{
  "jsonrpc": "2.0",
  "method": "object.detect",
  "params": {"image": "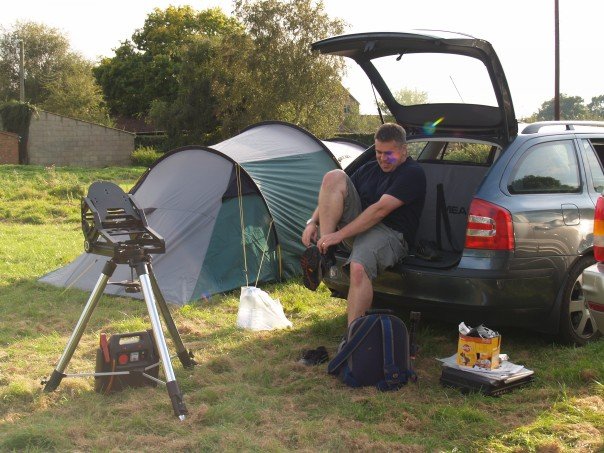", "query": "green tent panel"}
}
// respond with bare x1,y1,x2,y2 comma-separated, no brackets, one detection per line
192,195,278,299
